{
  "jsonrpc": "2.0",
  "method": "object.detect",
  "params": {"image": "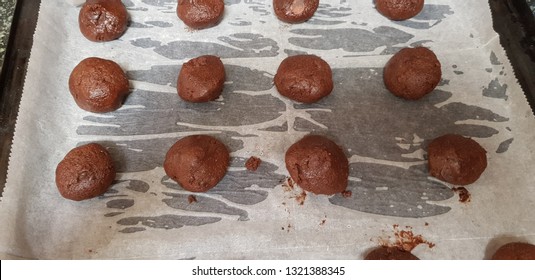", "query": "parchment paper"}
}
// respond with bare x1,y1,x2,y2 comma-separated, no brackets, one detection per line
1,0,534,259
